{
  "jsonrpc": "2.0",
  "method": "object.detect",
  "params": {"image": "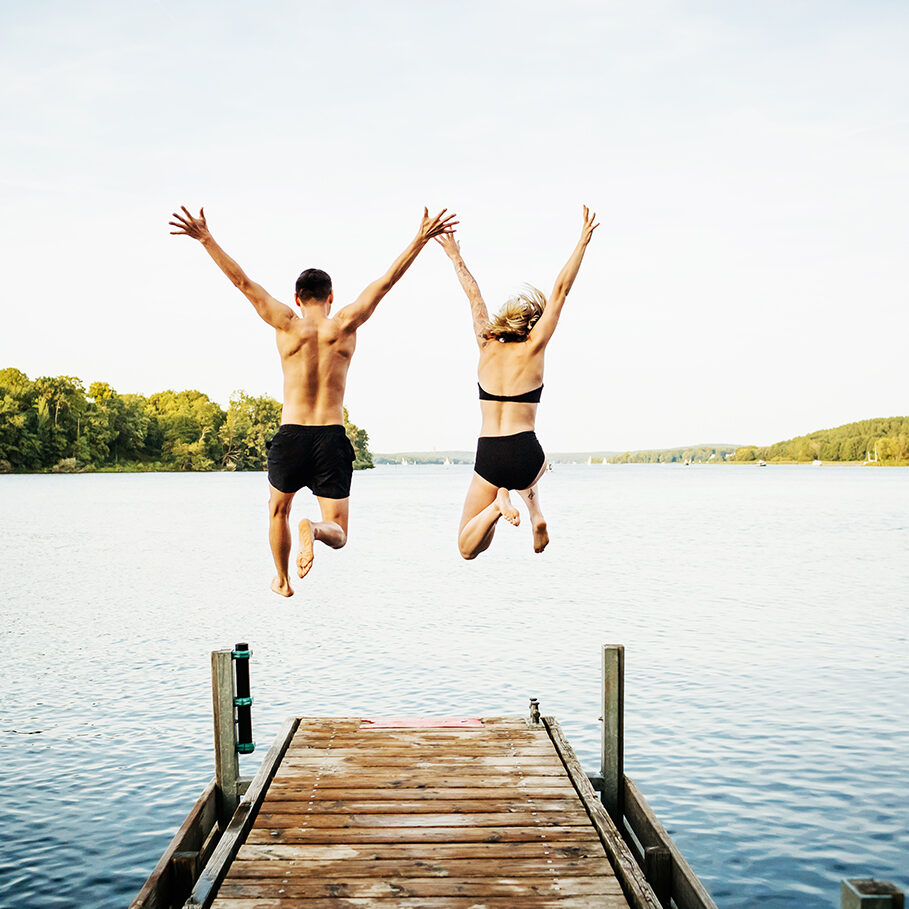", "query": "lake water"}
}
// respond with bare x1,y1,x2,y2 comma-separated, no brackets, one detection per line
0,465,907,908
